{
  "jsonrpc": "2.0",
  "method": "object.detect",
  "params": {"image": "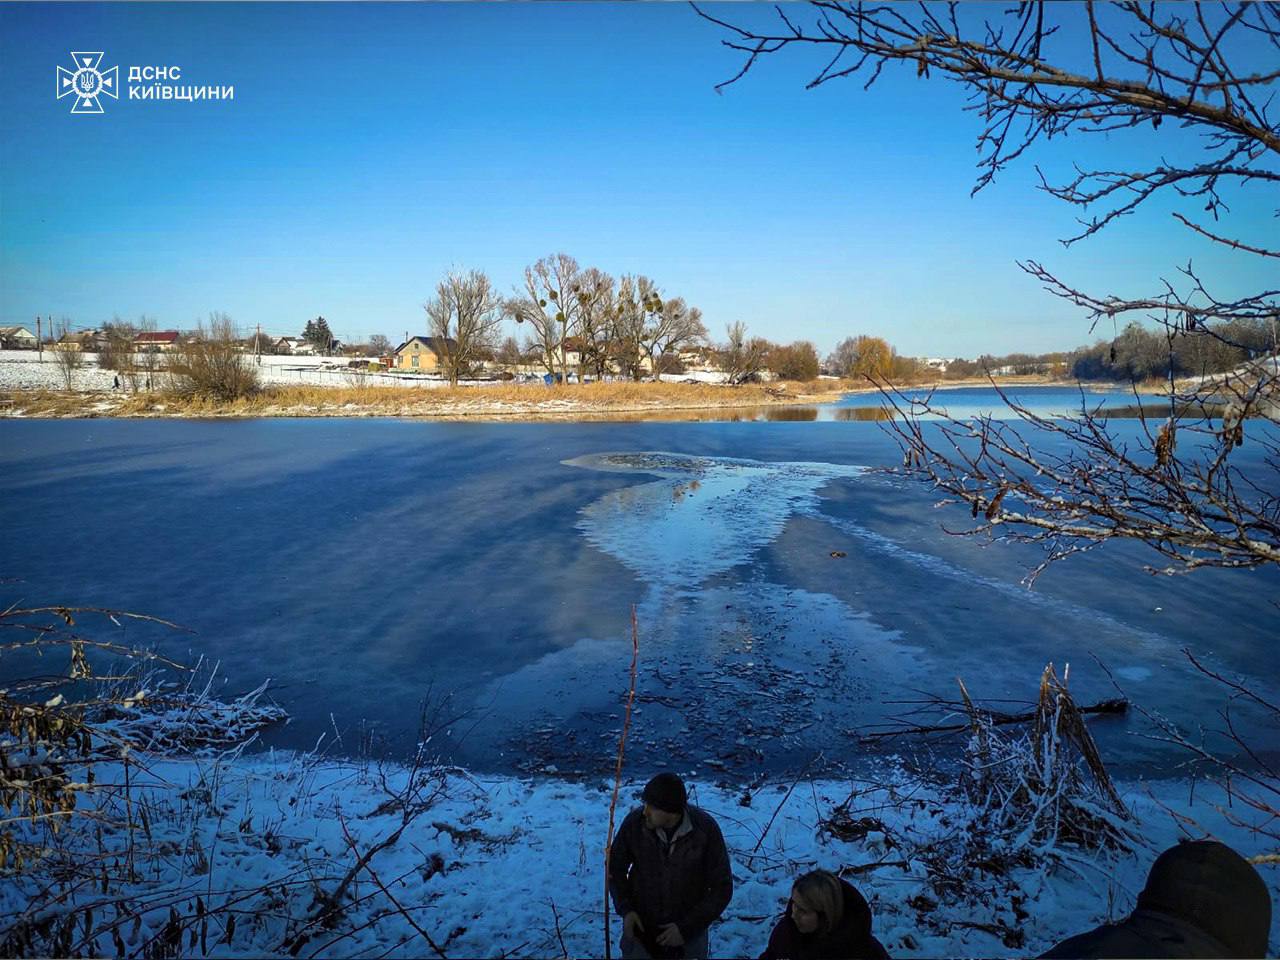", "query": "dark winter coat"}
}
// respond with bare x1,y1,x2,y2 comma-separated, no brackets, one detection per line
608,805,734,945
1040,840,1272,959
759,878,890,960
